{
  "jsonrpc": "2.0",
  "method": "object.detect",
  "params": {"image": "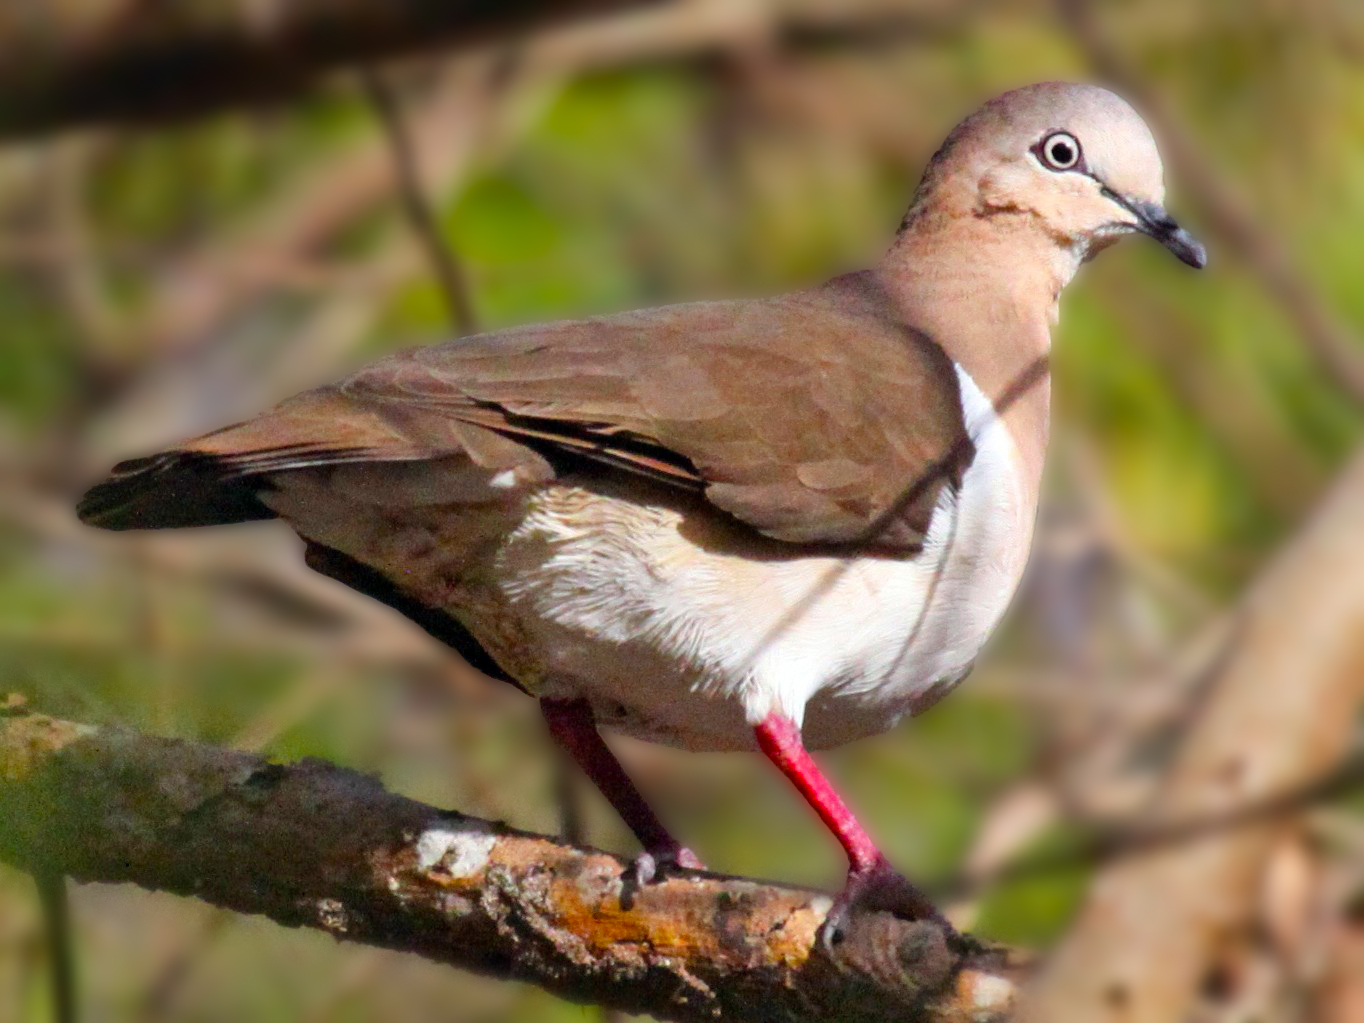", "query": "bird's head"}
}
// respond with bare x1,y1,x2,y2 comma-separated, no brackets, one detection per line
906,82,1206,271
